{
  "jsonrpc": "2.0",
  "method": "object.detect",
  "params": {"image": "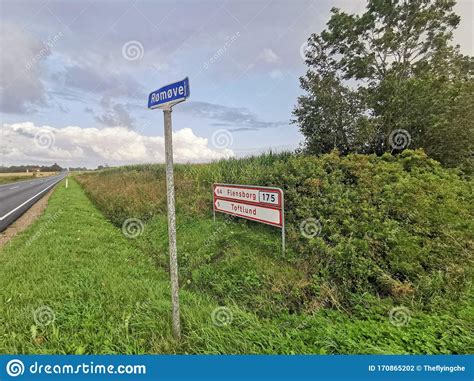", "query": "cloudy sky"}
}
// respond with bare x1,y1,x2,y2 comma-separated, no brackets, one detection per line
0,0,472,168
